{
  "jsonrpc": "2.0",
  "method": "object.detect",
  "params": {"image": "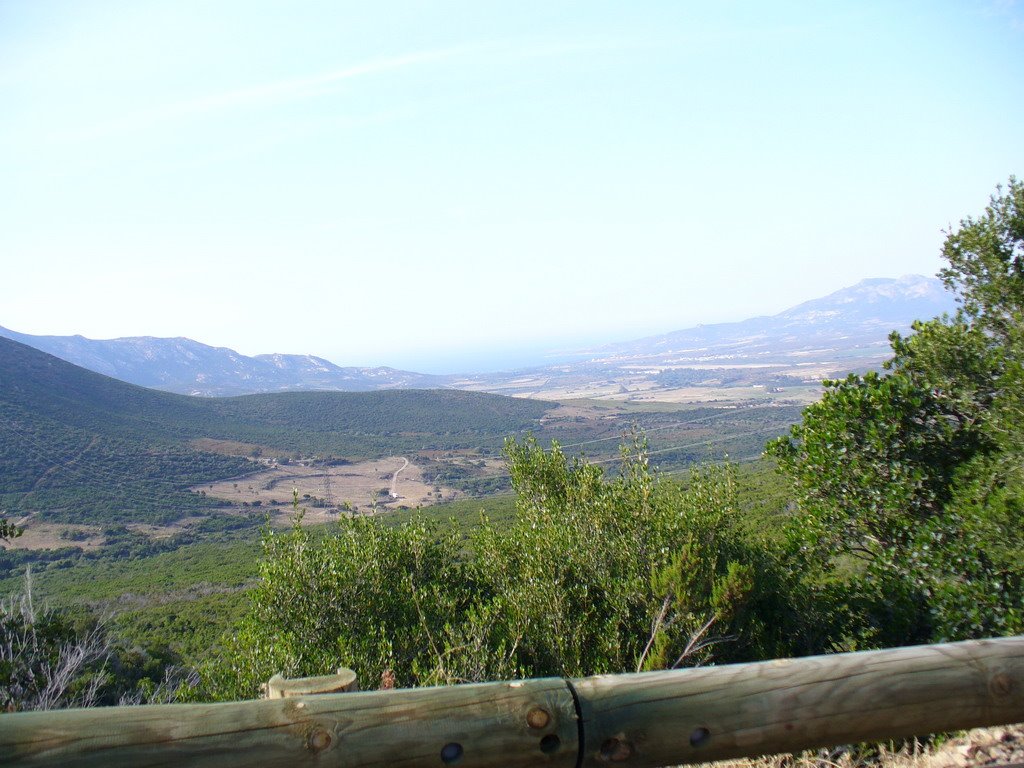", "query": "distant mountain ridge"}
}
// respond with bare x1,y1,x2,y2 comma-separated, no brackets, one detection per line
1,275,958,397
593,275,957,361
442,275,960,400
0,328,448,397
